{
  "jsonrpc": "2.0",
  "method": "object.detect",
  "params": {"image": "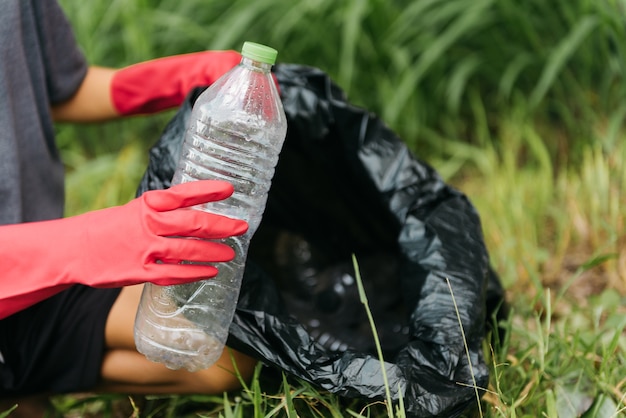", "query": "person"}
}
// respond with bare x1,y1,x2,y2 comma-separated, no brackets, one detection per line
0,0,259,414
